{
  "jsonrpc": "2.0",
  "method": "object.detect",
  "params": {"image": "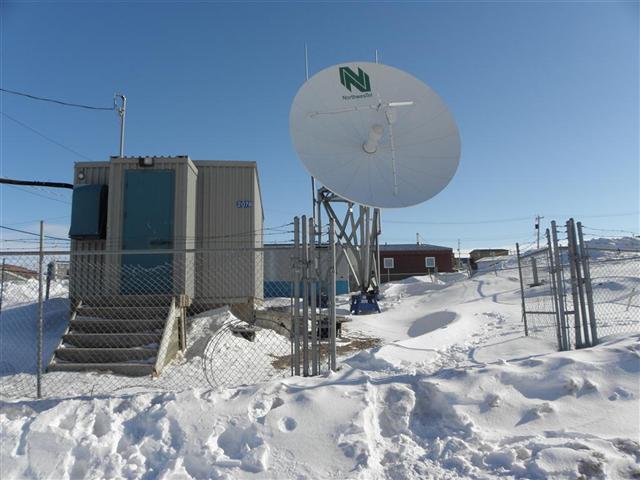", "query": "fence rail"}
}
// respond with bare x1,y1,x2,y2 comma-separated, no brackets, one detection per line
517,219,639,351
